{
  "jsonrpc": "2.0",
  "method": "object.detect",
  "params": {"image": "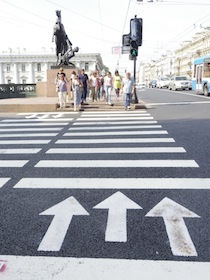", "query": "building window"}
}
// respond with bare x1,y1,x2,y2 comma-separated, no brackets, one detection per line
37,78,42,82
85,63,89,71
22,79,26,84
37,63,41,72
6,65,11,73
7,79,11,84
22,64,26,73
